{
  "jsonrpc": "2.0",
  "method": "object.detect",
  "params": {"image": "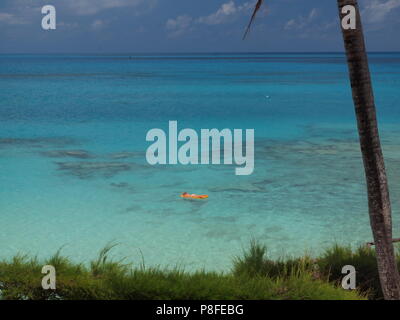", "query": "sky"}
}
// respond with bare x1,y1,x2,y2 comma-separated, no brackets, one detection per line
0,0,399,53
